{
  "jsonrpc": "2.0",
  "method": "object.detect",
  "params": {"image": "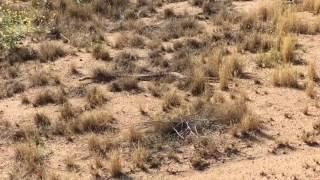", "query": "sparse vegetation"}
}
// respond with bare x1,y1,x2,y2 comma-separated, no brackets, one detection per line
34,112,51,128
109,150,122,177
110,78,140,92
15,143,44,174
132,145,150,168
2,0,320,178
33,89,67,106
86,86,108,108
272,64,298,88
39,42,66,62
93,45,112,61
280,35,296,63
162,91,182,111
74,110,115,133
